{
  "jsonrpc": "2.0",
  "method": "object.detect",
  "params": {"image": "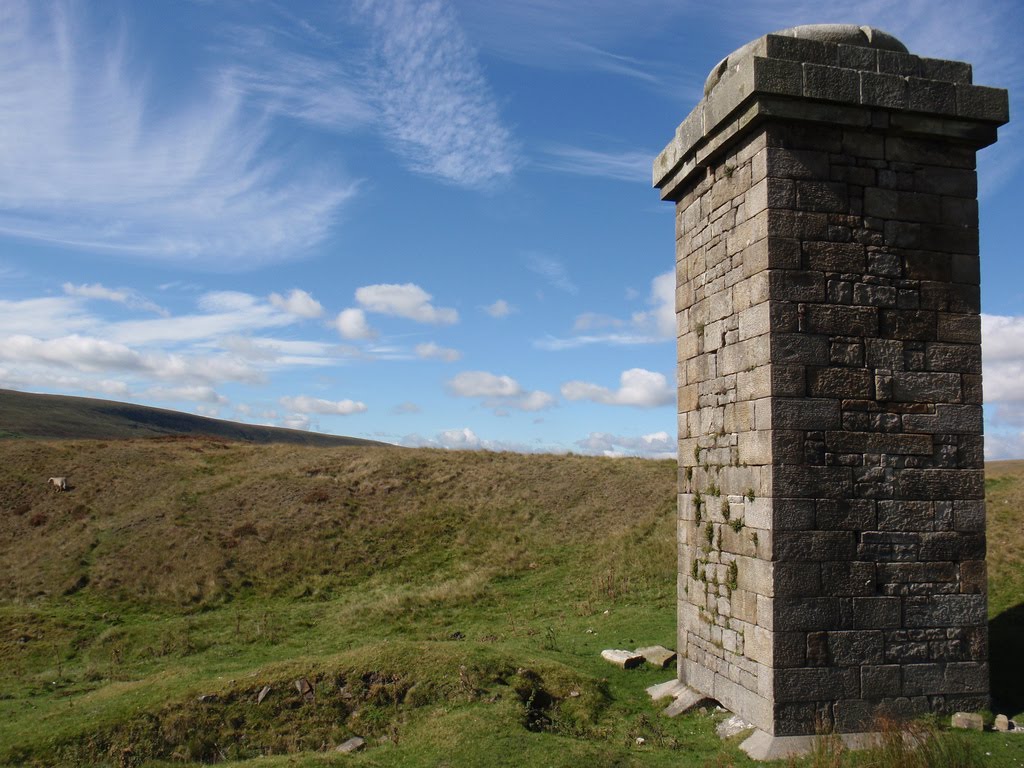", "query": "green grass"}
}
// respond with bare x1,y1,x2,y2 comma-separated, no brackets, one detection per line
1,441,1024,766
